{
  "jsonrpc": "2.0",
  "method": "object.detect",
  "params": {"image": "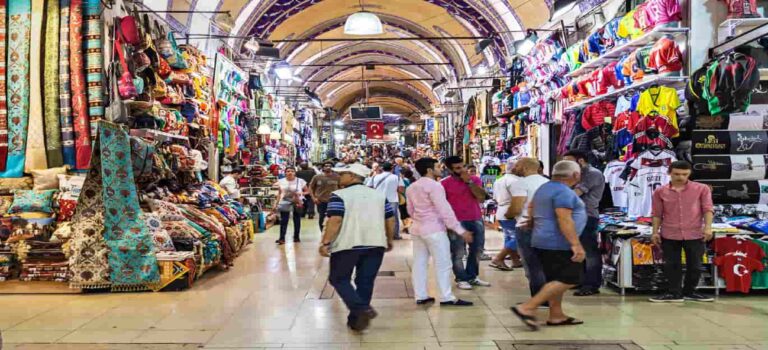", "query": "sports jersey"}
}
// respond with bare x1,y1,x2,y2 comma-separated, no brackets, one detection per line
634,3,654,31
632,131,674,154
645,0,683,27
633,46,653,80
582,101,616,130
621,54,636,84
614,111,640,132
604,160,629,207
627,167,670,217
714,254,764,293
637,86,682,137
720,0,760,19
615,95,634,116
596,62,623,95
714,237,766,259
587,30,605,58
633,114,678,138
648,36,683,74
603,18,624,48
618,9,644,40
